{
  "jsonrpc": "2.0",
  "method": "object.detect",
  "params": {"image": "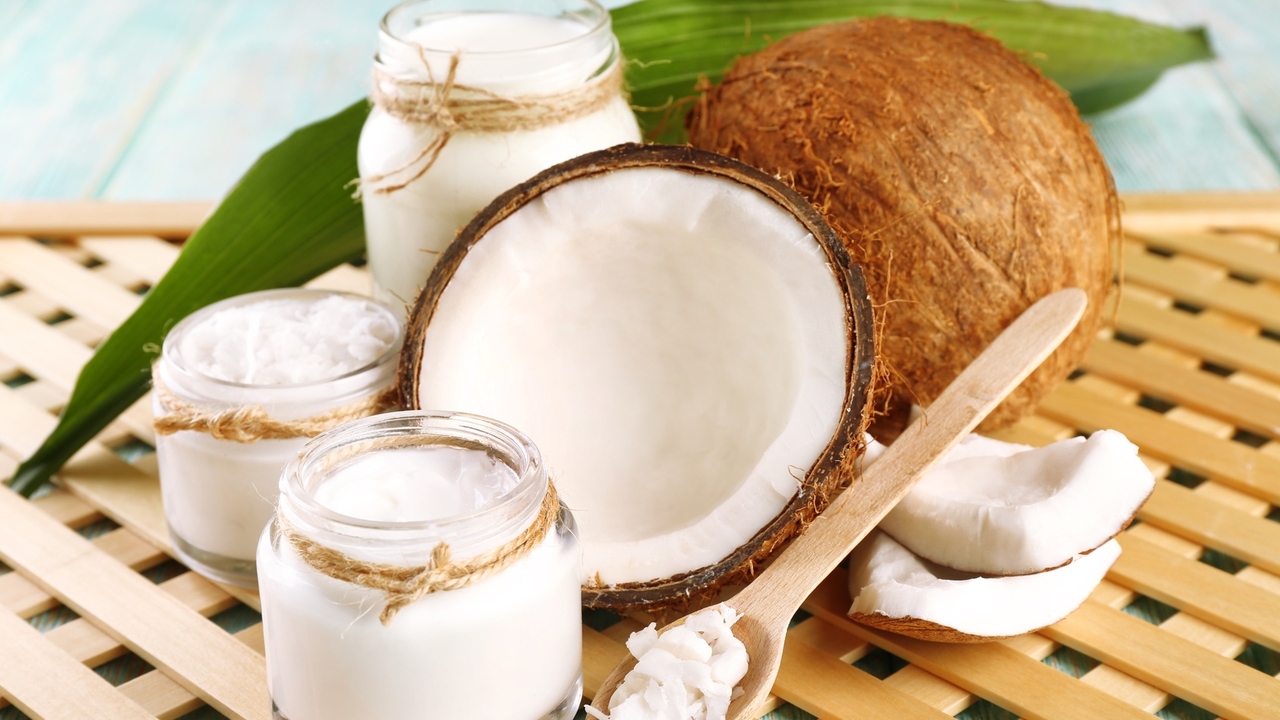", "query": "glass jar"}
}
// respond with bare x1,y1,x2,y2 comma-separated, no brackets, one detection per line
358,0,642,306
258,411,583,720
152,289,402,588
